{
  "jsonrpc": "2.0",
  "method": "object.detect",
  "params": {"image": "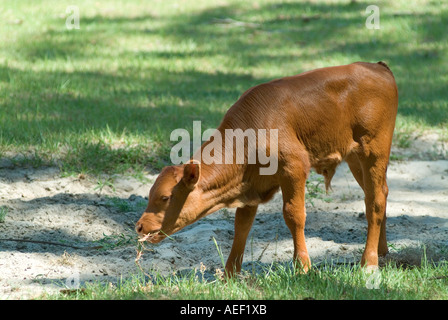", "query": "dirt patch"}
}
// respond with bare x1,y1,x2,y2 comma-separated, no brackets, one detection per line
1,145,447,298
